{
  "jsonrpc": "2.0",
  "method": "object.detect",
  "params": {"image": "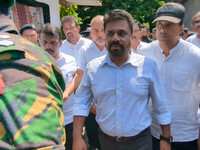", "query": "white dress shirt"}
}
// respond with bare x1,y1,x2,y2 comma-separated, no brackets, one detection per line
77,41,107,71
74,52,171,137
139,39,200,142
186,33,200,48
60,37,92,62
131,41,149,53
57,52,77,125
